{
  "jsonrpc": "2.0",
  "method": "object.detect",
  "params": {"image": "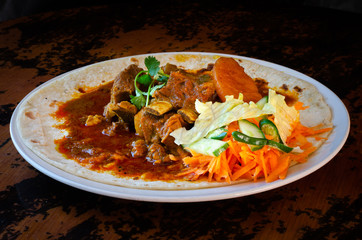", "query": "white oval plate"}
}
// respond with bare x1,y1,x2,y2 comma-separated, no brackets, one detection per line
10,52,350,202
